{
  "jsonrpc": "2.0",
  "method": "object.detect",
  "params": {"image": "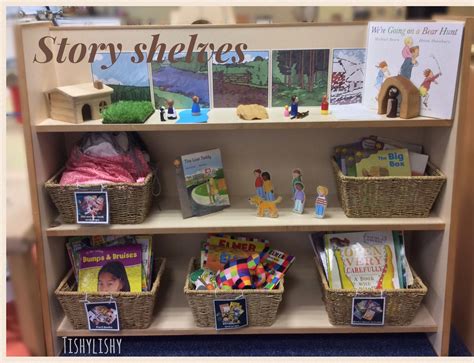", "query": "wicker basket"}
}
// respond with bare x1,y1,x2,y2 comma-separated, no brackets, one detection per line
45,168,154,224
314,257,427,325
331,159,446,218
184,258,284,327
55,258,166,330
